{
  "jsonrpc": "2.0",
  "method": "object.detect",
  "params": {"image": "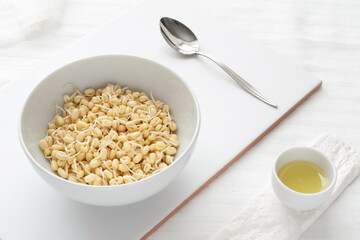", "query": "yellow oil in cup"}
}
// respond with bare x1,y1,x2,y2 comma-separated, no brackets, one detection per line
277,160,329,194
